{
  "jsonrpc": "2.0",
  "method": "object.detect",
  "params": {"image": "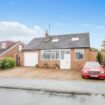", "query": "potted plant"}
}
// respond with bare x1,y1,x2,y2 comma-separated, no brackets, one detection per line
54,63,59,69
43,63,49,68
35,64,39,68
